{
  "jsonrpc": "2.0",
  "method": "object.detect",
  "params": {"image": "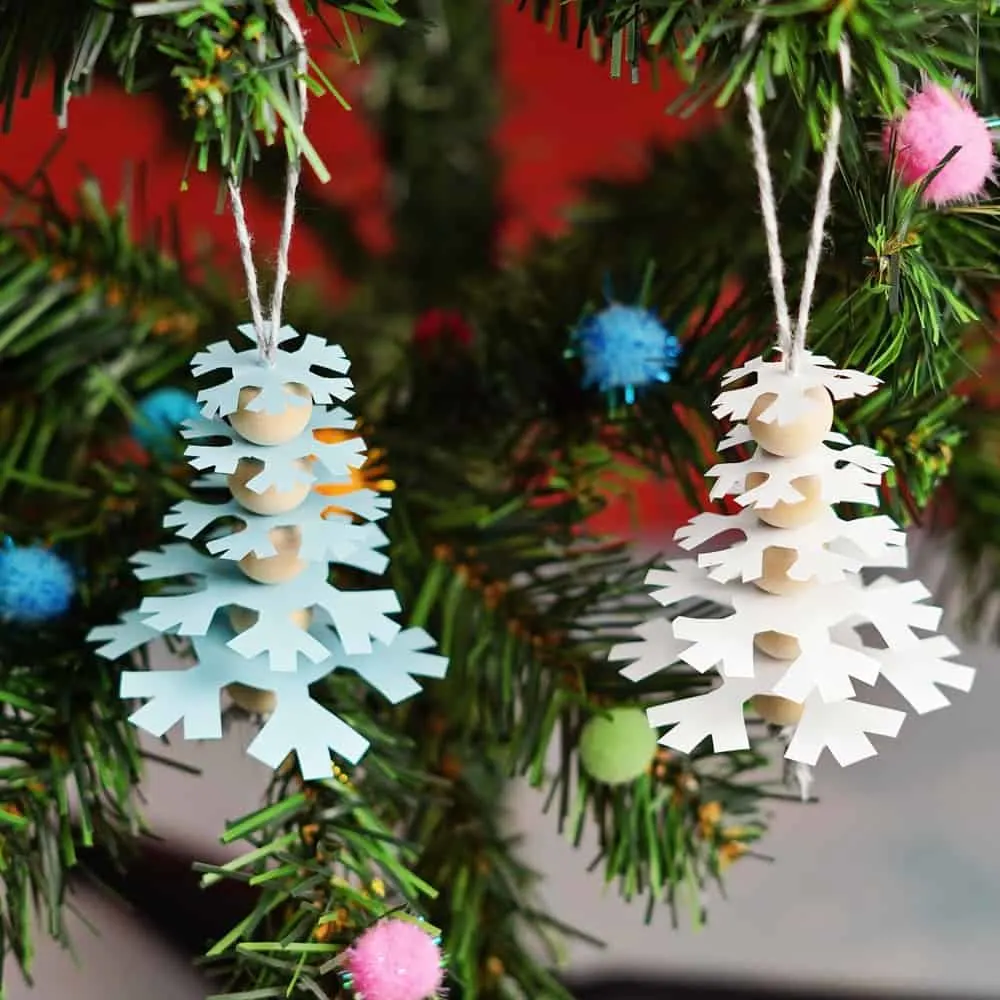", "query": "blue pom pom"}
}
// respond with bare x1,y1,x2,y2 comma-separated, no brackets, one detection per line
131,387,201,458
571,304,681,405
0,543,76,623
